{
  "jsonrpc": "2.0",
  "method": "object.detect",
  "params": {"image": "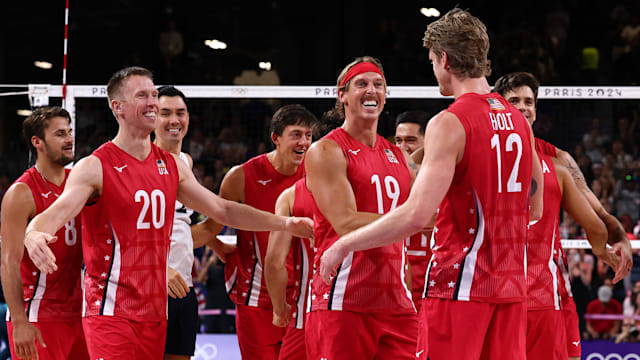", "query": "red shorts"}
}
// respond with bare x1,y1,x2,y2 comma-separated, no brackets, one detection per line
7,319,88,360
279,326,306,360
82,316,167,360
235,305,286,360
562,297,582,358
526,309,568,360
421,298,526,360
305,310,418,360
